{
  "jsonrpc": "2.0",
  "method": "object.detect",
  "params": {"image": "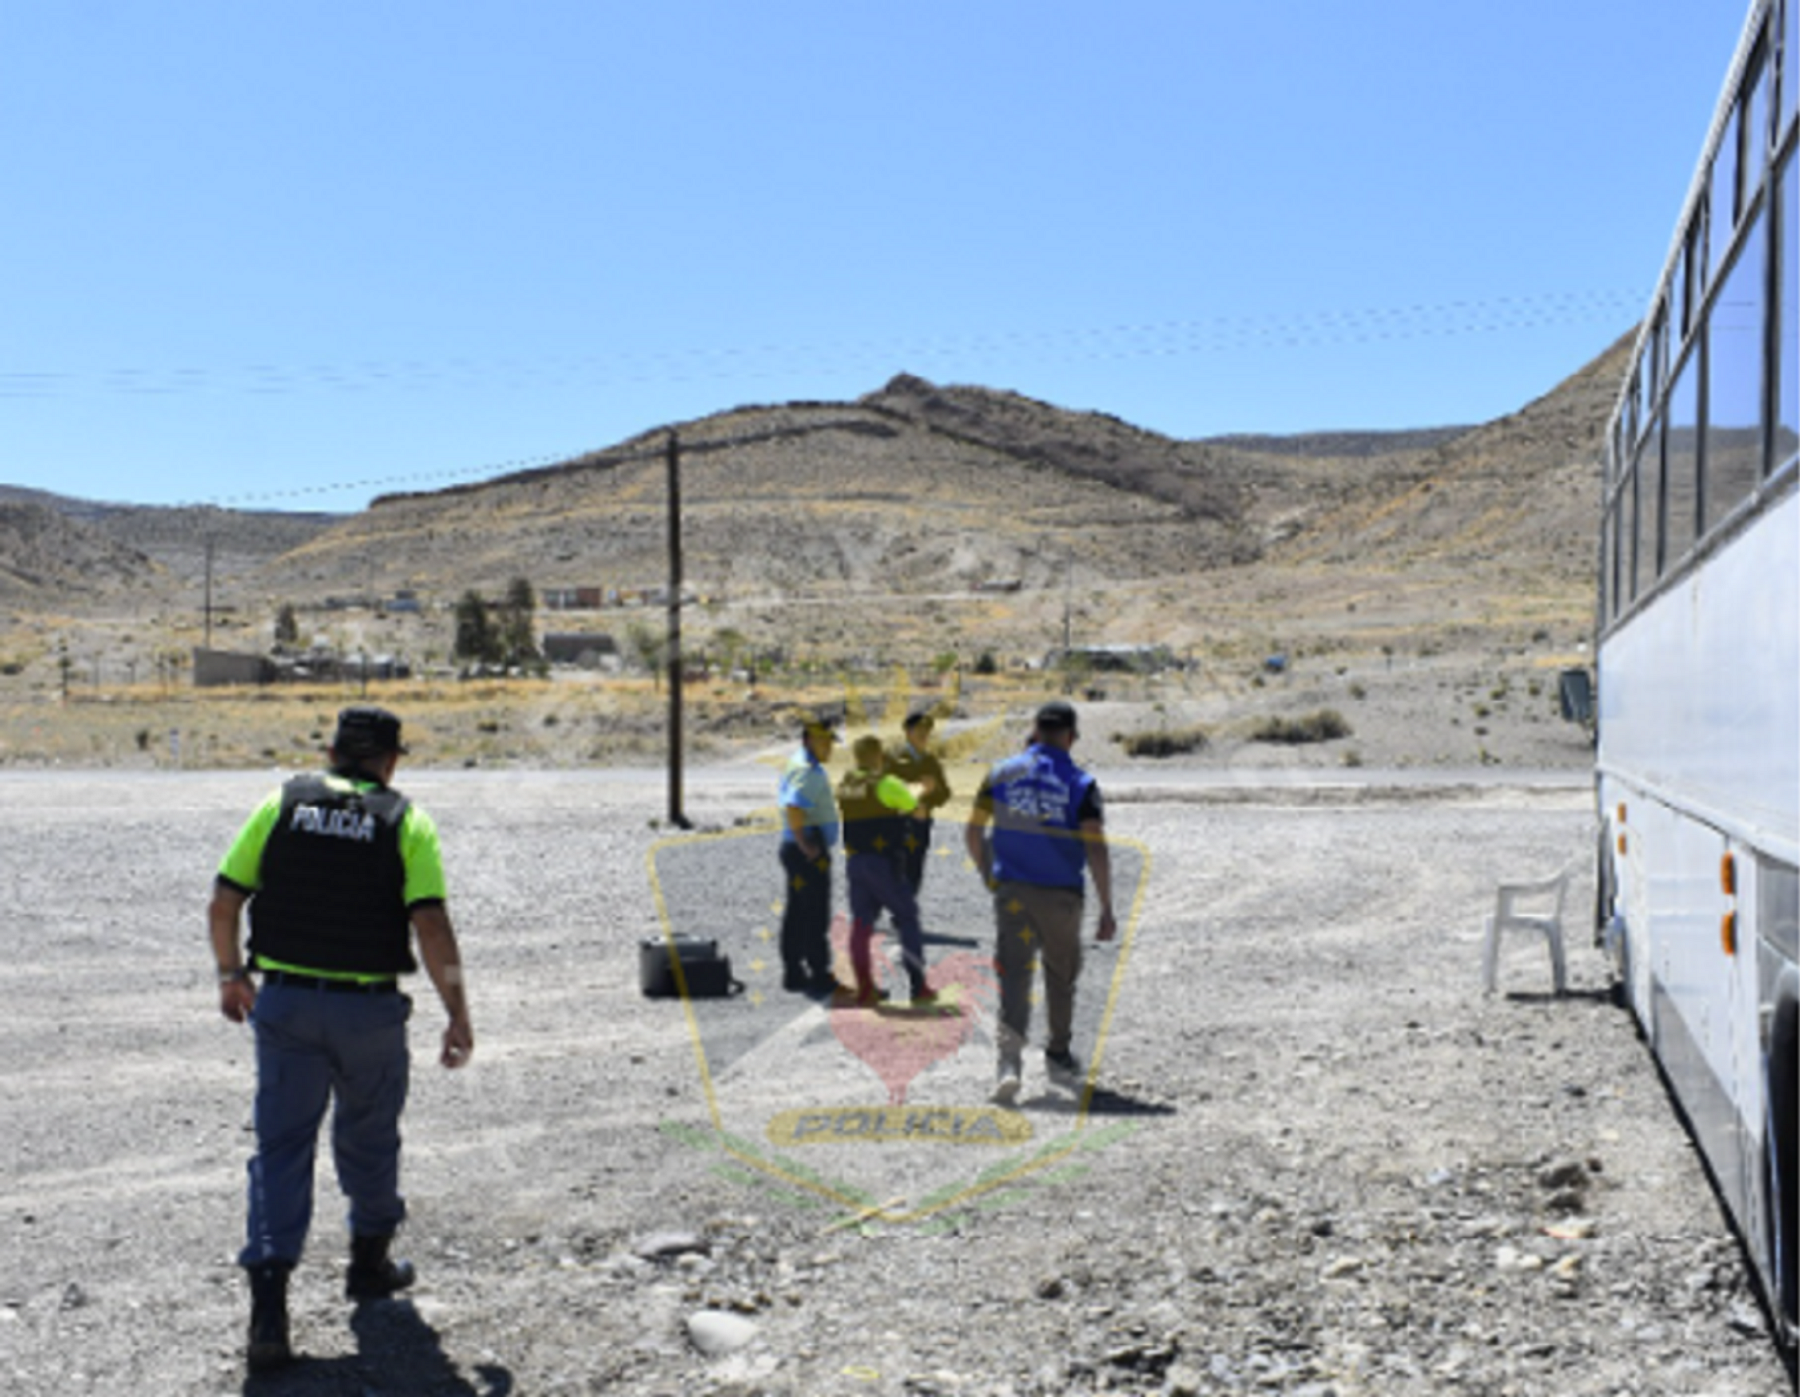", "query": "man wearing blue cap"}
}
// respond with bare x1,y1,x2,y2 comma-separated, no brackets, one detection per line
964,699,1116,1104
